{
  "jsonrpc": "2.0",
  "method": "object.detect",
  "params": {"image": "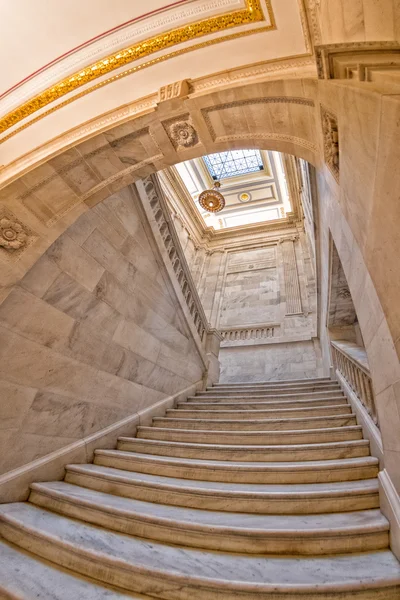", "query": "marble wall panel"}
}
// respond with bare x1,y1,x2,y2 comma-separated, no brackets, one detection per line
82,229,137,293
43,272,100,320
316,156,400,495
19,254,61,299
367,94,400,350
0,381,37,432
46,234,105,292
220,341,322,383
318,0,399,44
0,185,204,475
220,269,279,327
0,286,75,350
